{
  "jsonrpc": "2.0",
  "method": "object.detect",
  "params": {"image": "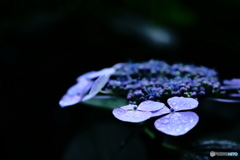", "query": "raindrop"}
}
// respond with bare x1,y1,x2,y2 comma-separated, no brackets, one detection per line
161,118,169,124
